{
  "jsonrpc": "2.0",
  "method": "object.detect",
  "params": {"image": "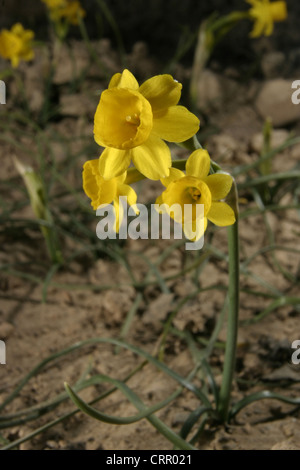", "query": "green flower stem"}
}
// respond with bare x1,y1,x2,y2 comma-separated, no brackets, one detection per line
190,11,249,105
238,170,300,189
41,218,63,265
177,135,203,151
77,16,110,78
209,12,250,34
172,159,186,171
217,218,240,423
259,118,272,176
13,158,62,265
